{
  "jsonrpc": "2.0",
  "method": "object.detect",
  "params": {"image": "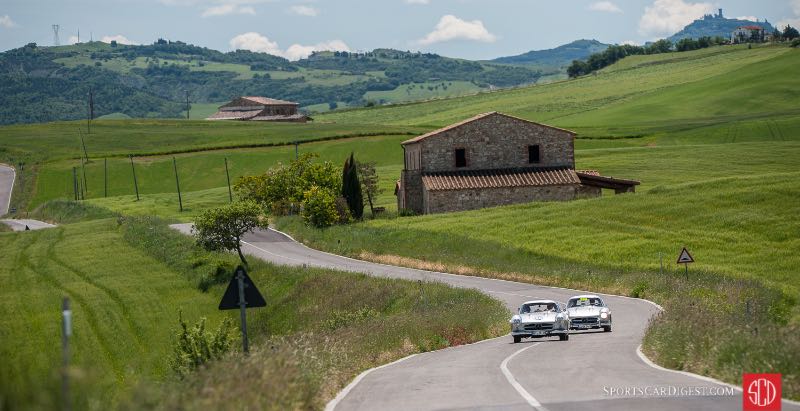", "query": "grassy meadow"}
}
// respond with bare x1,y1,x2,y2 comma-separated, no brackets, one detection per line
0,203,507,410
1,42,799,403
